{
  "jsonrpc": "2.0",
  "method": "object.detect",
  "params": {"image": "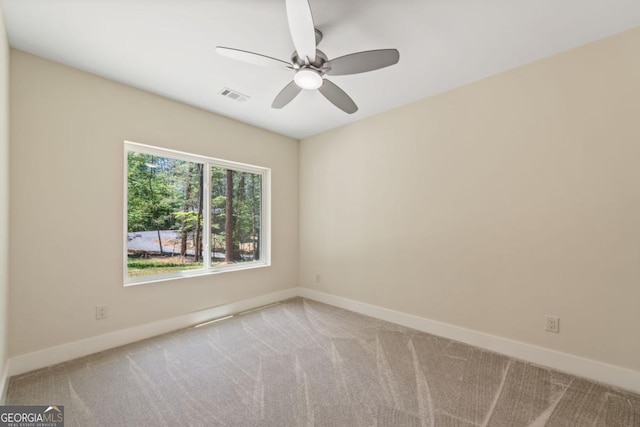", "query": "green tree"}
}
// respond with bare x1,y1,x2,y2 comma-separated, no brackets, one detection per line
210,167,262,264
127,153,178,253
127,152,203,258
